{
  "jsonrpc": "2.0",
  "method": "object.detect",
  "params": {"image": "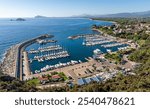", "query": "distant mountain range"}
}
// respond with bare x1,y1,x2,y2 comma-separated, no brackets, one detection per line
73,10,150,18
34,15,69,19
34,10,150,18
34,15,48,18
